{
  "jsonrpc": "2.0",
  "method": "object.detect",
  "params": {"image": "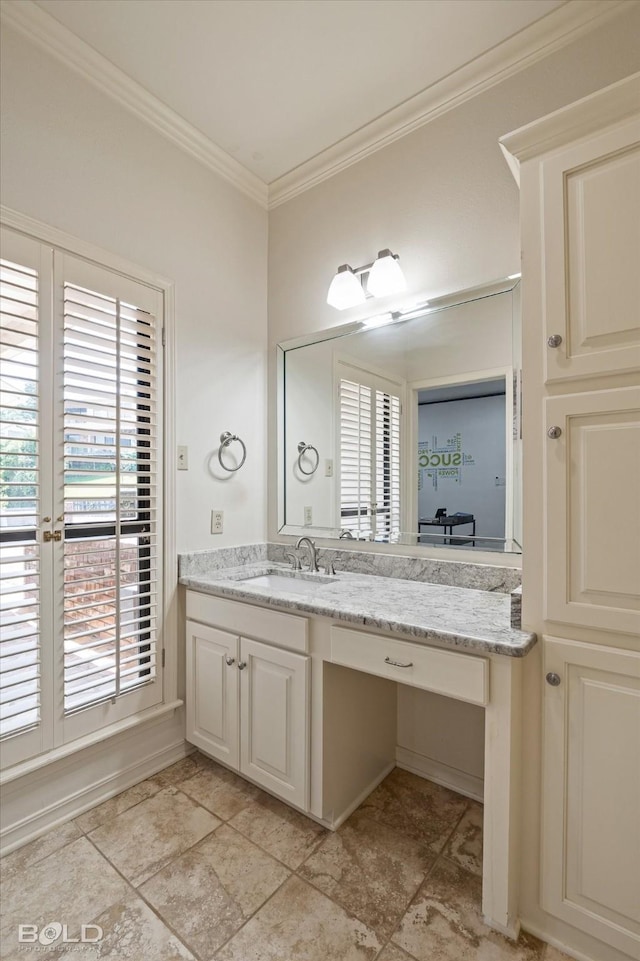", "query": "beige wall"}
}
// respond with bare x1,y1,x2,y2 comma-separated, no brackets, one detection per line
268,5,640,348
1,23,268,556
